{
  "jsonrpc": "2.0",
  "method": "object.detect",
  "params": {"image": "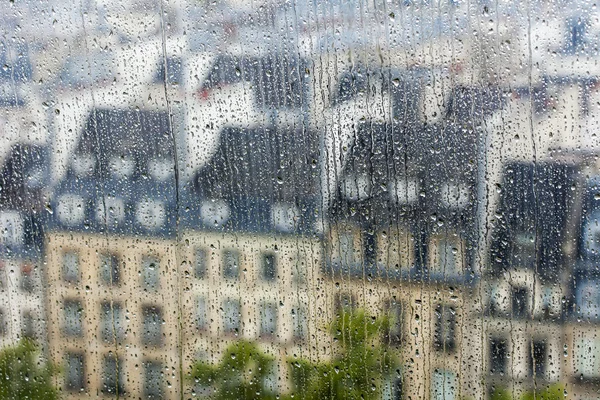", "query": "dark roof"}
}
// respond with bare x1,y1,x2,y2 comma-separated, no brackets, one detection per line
50,109,178,237
183,125,321,235
200,54,310,111
0,143,49,212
